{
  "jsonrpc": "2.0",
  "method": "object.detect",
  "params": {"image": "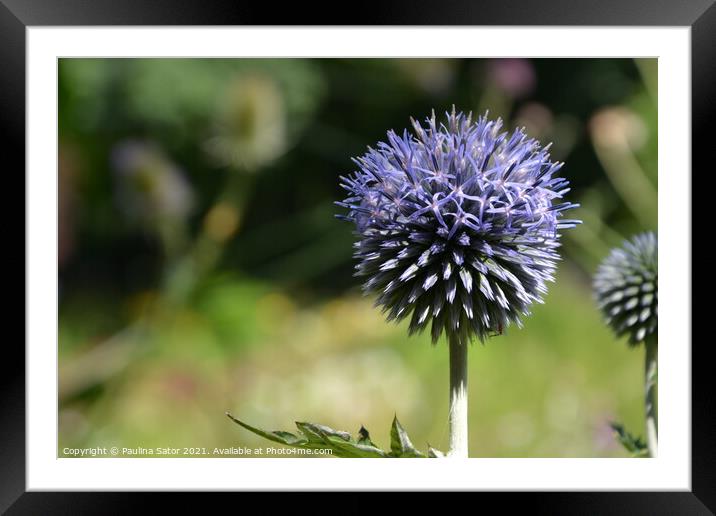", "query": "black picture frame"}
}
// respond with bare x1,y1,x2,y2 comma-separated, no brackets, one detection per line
4,0,712,512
